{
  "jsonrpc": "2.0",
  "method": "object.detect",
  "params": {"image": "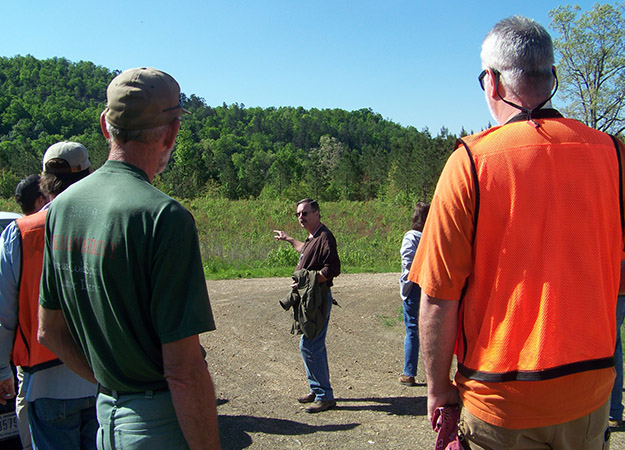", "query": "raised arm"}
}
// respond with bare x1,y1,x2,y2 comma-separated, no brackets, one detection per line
163,334,221,450
273,230,305,253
